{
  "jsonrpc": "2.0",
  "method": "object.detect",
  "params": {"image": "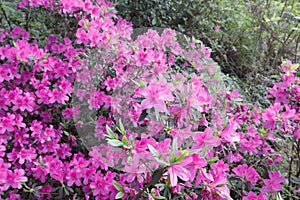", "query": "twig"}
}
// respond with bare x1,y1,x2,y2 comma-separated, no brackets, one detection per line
294,34,299,63
288,144,294,189
279,0,288,18
25,6,32,31
0,2,12,31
